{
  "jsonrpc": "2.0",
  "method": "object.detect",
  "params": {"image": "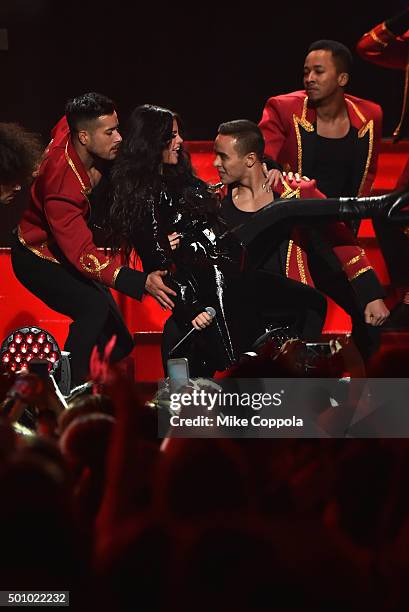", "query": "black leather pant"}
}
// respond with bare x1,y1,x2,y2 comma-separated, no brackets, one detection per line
161,269,327,377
